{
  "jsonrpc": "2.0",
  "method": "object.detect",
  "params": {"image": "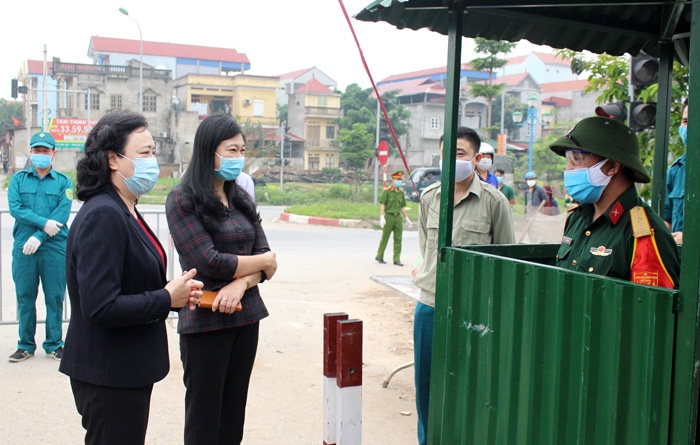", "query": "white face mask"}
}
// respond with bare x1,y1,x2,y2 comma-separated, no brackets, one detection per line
527,179,537,187
439,158,474,182
477,158,492,171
